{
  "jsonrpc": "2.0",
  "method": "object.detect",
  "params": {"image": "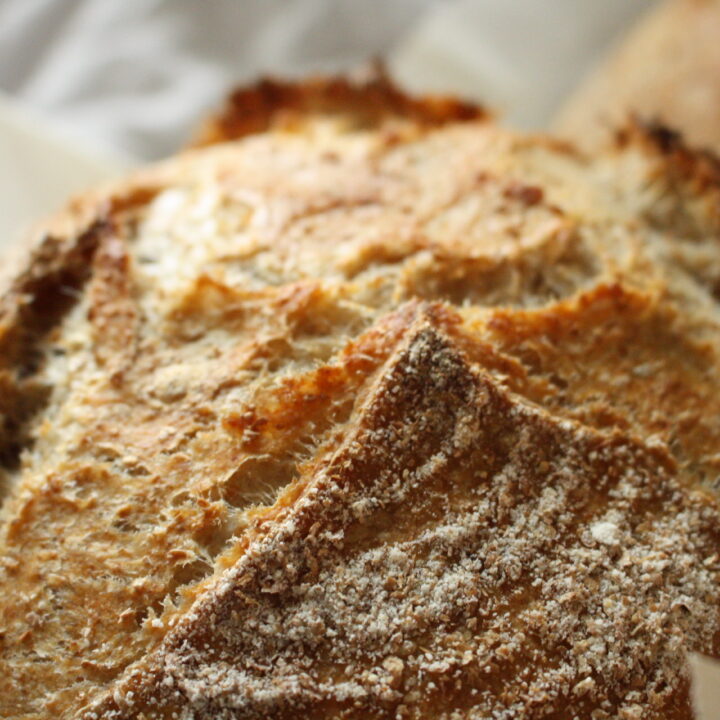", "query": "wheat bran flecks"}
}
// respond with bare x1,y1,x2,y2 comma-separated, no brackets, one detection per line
0,76,720,719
